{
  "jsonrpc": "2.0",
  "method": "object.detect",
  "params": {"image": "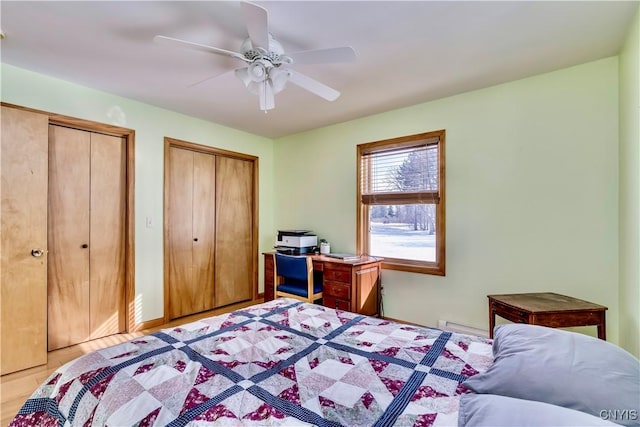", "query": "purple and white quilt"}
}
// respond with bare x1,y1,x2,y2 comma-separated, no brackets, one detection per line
11,298,493,426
